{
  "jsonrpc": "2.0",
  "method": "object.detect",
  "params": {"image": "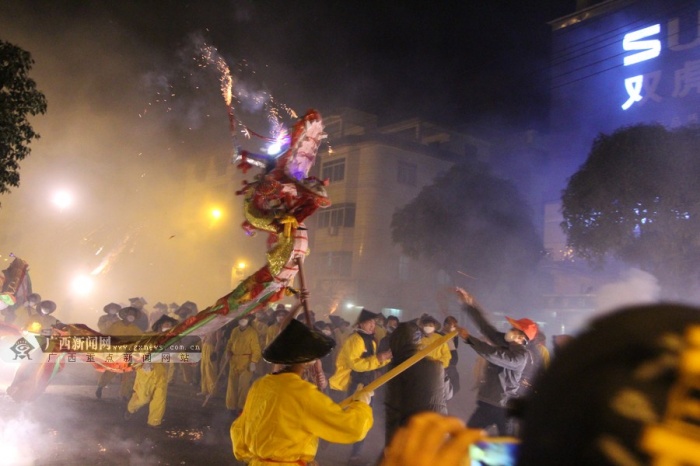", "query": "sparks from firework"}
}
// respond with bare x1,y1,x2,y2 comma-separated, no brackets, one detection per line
198,42,304,159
